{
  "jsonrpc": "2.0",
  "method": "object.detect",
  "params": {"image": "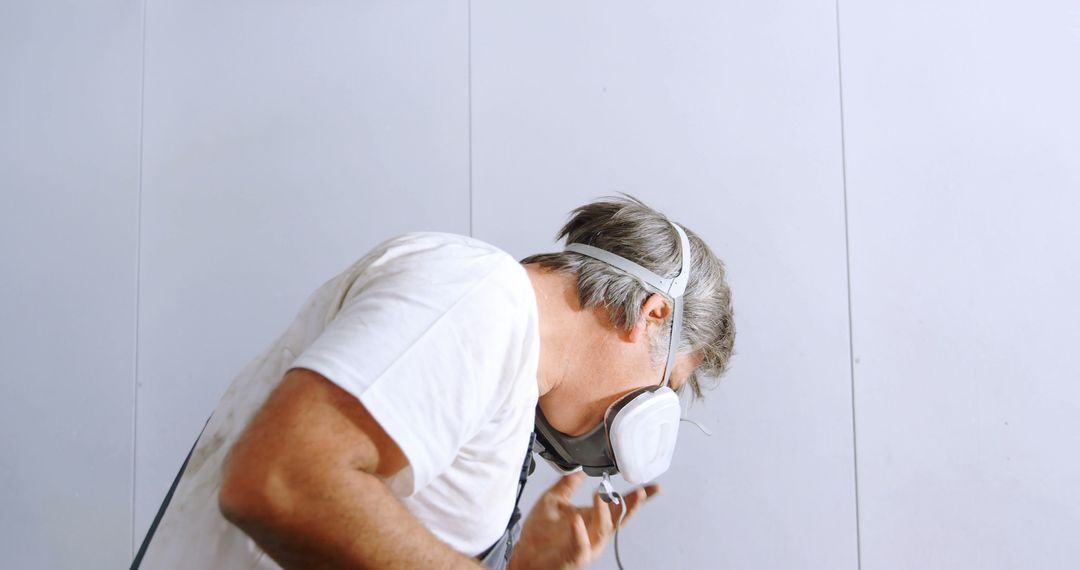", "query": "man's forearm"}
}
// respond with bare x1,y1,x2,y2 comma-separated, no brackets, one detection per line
219,368,484,568
221,465,482,569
